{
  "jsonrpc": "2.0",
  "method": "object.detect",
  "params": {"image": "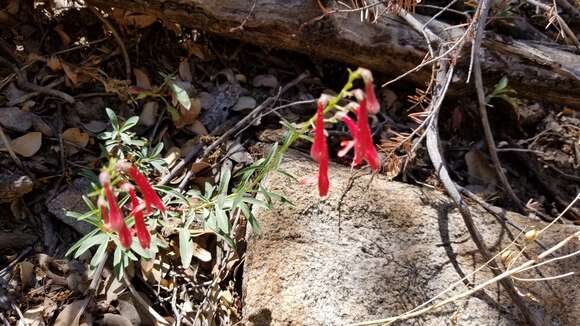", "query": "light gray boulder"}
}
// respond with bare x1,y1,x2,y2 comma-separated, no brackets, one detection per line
243,150,580,325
